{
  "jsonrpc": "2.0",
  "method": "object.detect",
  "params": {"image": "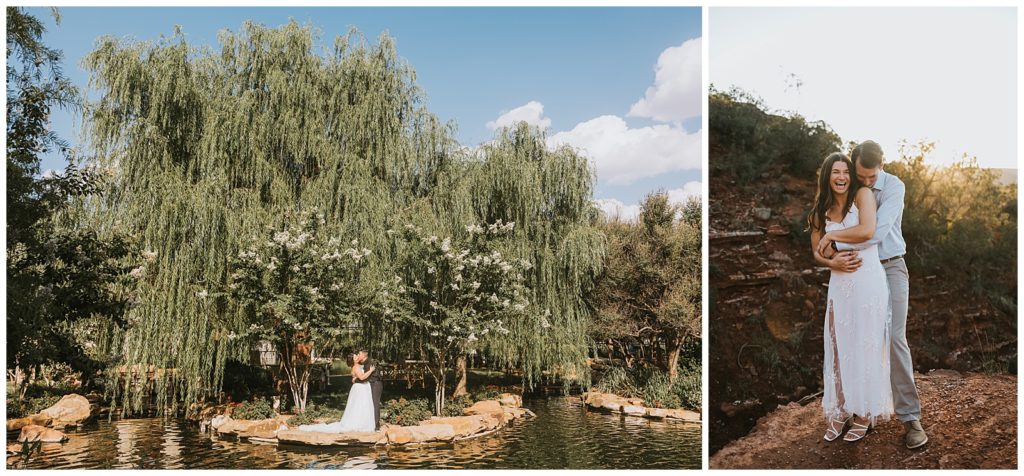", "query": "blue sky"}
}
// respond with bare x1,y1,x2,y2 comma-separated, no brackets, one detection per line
28,7,702,218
